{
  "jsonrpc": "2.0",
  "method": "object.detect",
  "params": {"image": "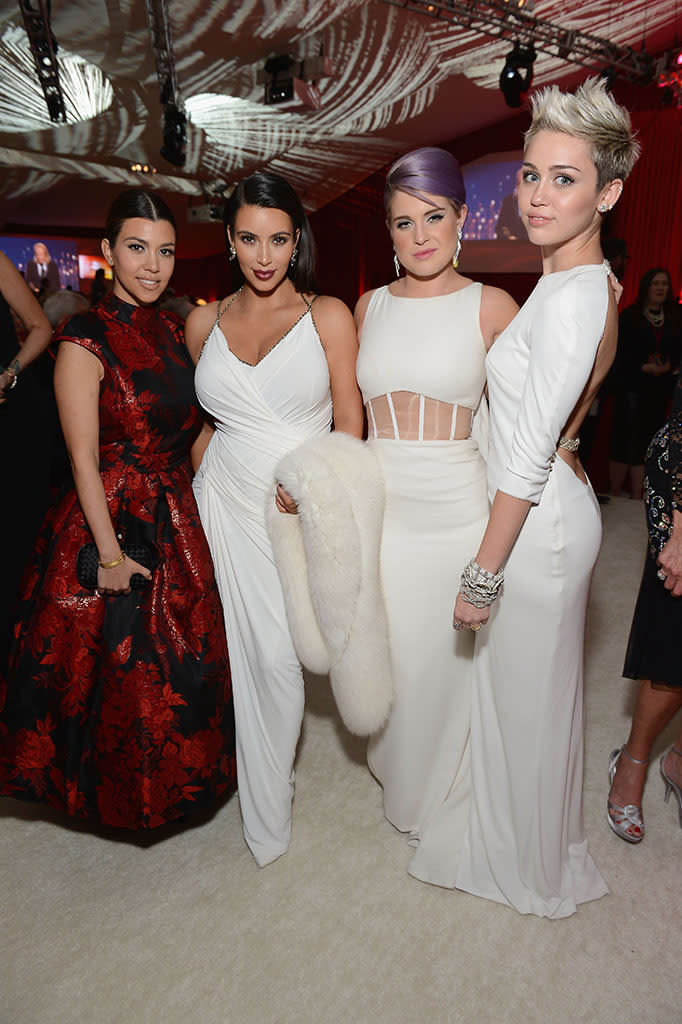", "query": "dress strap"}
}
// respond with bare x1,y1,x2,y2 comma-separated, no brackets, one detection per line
200,287,243,355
